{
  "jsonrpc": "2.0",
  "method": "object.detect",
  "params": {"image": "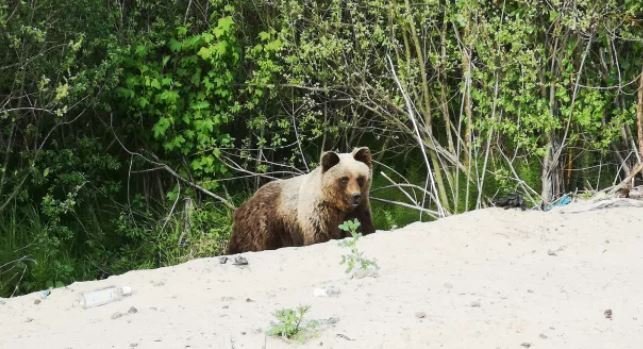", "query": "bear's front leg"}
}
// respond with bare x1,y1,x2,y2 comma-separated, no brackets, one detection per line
301,218,328,245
